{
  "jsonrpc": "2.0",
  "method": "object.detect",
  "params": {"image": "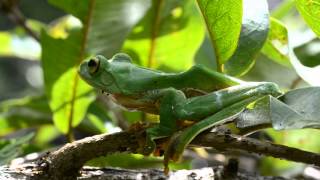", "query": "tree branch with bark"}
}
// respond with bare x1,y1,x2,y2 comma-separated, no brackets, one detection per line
29,126,320,180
